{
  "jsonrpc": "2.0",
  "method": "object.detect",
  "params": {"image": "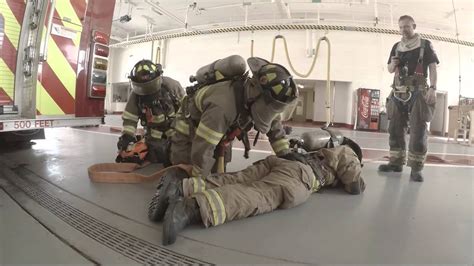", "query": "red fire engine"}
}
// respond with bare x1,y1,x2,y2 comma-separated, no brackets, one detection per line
0,0,115,143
